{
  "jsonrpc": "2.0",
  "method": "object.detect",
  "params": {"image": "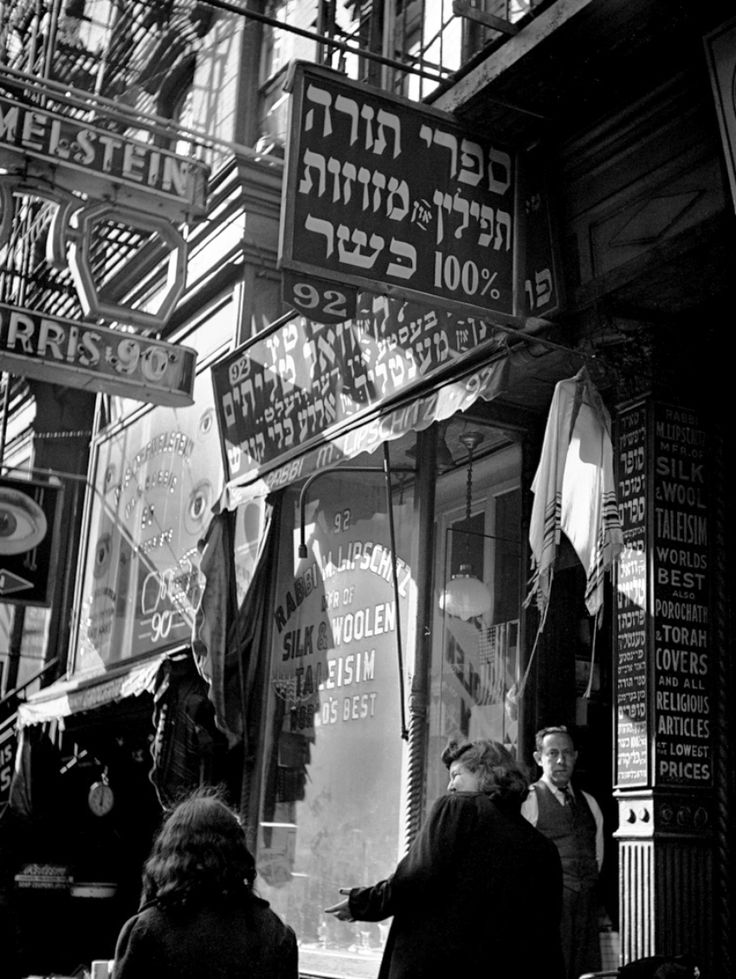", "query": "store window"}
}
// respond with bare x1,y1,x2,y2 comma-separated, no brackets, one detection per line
427,431,522,801
256,469,417,977
71,304,234,675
